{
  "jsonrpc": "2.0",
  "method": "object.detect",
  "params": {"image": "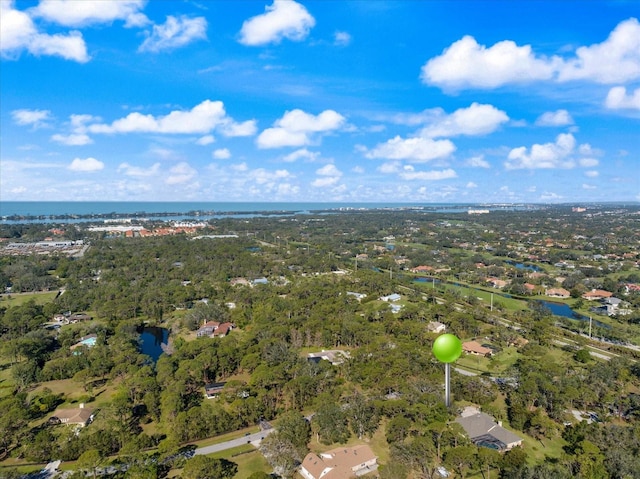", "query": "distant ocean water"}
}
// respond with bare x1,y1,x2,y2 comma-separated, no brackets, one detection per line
0,201,535,224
